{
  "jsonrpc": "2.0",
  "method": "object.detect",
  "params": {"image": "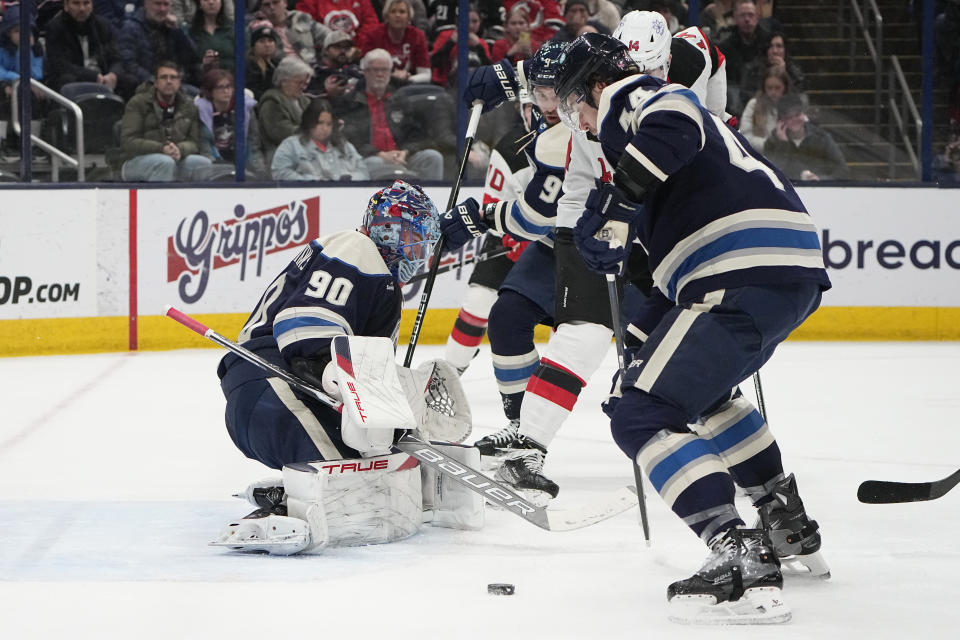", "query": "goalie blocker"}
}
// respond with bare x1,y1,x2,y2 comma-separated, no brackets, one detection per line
214,446,485,555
